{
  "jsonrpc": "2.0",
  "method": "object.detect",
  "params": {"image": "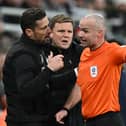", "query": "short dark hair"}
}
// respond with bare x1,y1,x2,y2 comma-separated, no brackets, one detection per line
49,14,74,29
20,8,46,33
